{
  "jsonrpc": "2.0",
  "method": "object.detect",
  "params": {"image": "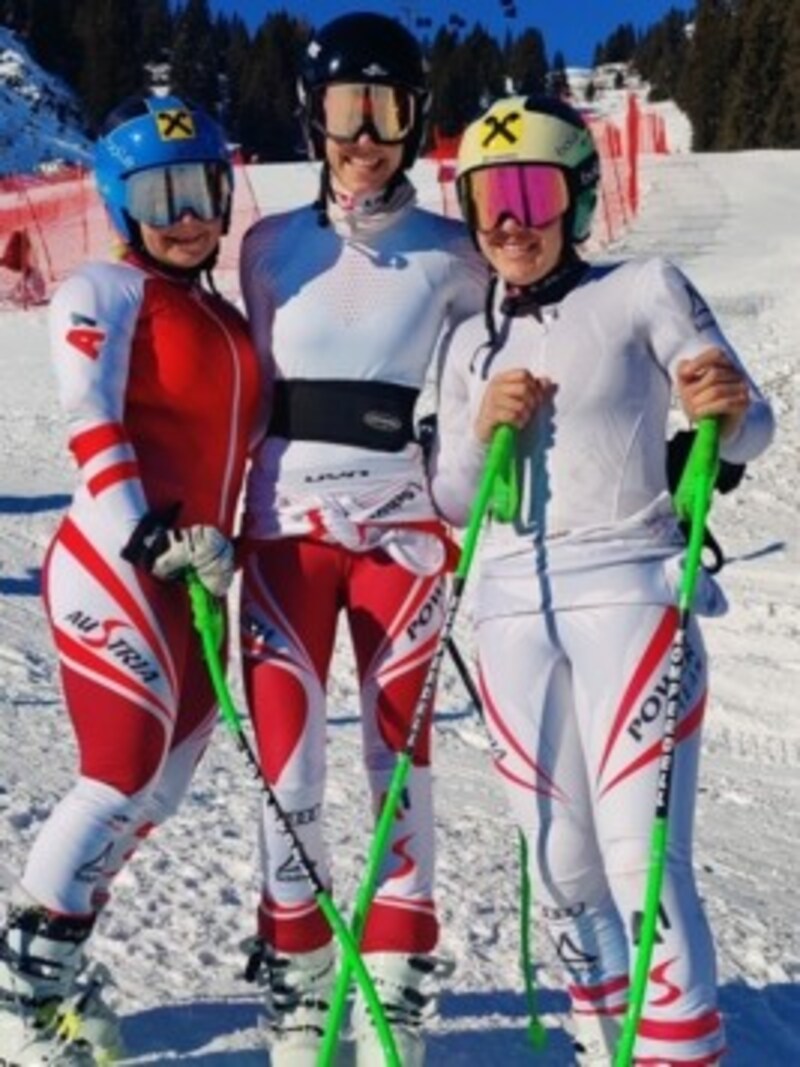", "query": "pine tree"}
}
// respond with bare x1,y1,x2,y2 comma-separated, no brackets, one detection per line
763,0,800,146
8,0,795,161
237,12,306,161
598,23,638,64
25,0,80,86
722,0,785,148
218,13,251,149
506,28,548,96
138,0,173,87
428,25,504,137
549,50,569,97
427,26,461,139
635,8,691,104
679,0,732,150
171,0,220,113
73,0,142,128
